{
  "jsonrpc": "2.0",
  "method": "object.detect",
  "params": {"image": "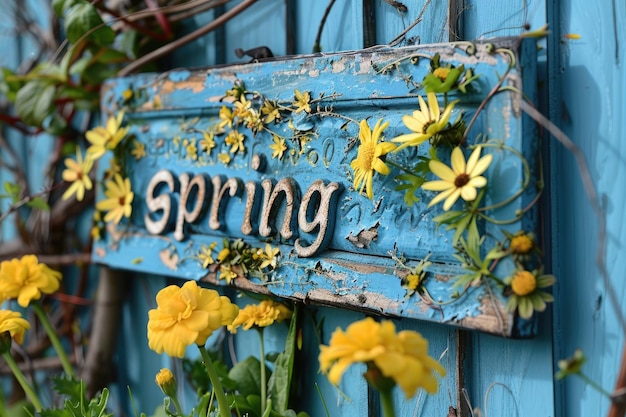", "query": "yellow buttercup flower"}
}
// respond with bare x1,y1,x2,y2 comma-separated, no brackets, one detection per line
86,112,129,159
228,300,292,334
147,280,239,358
505,270,555,319
391,93,456,151
197,243,217,268
218,106,234,130
270,135,287,160
350,119,397,200
95,174,134,225
0,310,30,345
61,147,94,201
293,90,311,114
422,146,492,211
319,317,444,398
219,264,238,284
0,255,61,308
